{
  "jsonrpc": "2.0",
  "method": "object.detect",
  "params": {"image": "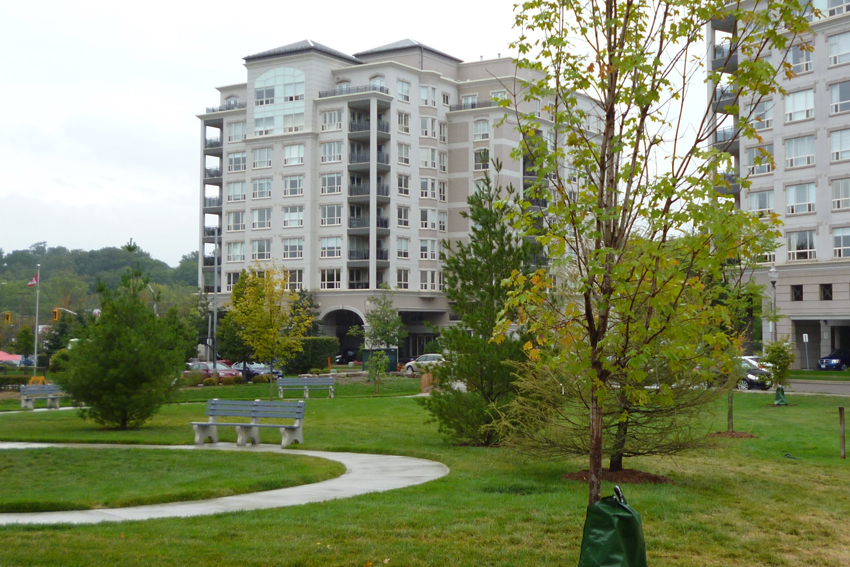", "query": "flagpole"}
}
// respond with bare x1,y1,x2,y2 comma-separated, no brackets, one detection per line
33,264,40,379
